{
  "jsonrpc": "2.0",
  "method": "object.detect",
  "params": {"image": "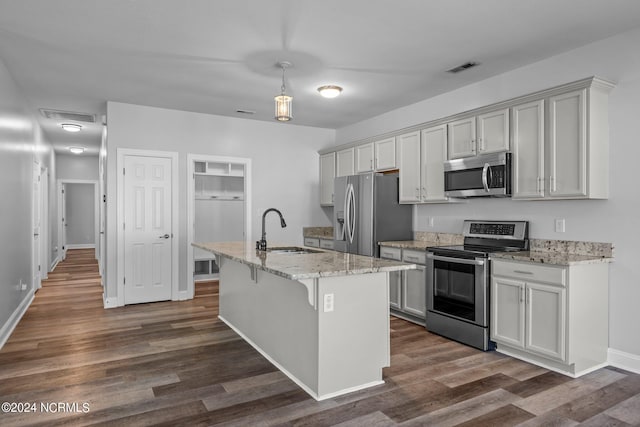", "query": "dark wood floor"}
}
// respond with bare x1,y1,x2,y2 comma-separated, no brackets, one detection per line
1,249,640,426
